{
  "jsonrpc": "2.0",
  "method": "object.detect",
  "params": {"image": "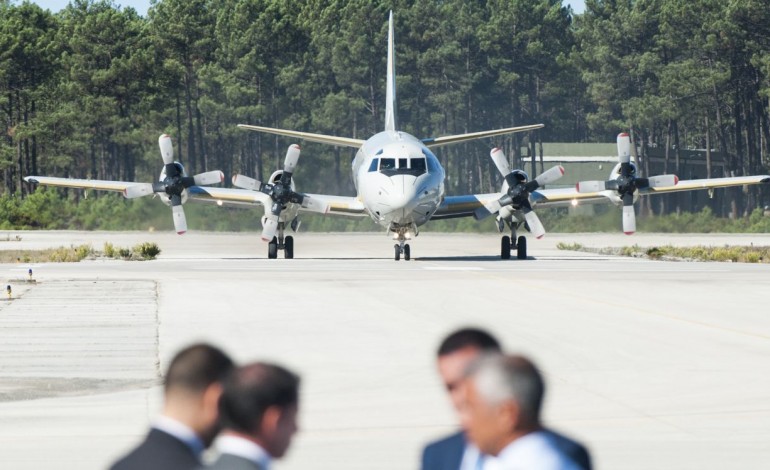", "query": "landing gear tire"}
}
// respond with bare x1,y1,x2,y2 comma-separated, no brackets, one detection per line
268,237,278,259
501,236,511,260
516,236,527,260
284,236,294,259
394,244,401,261
404,244,411,261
